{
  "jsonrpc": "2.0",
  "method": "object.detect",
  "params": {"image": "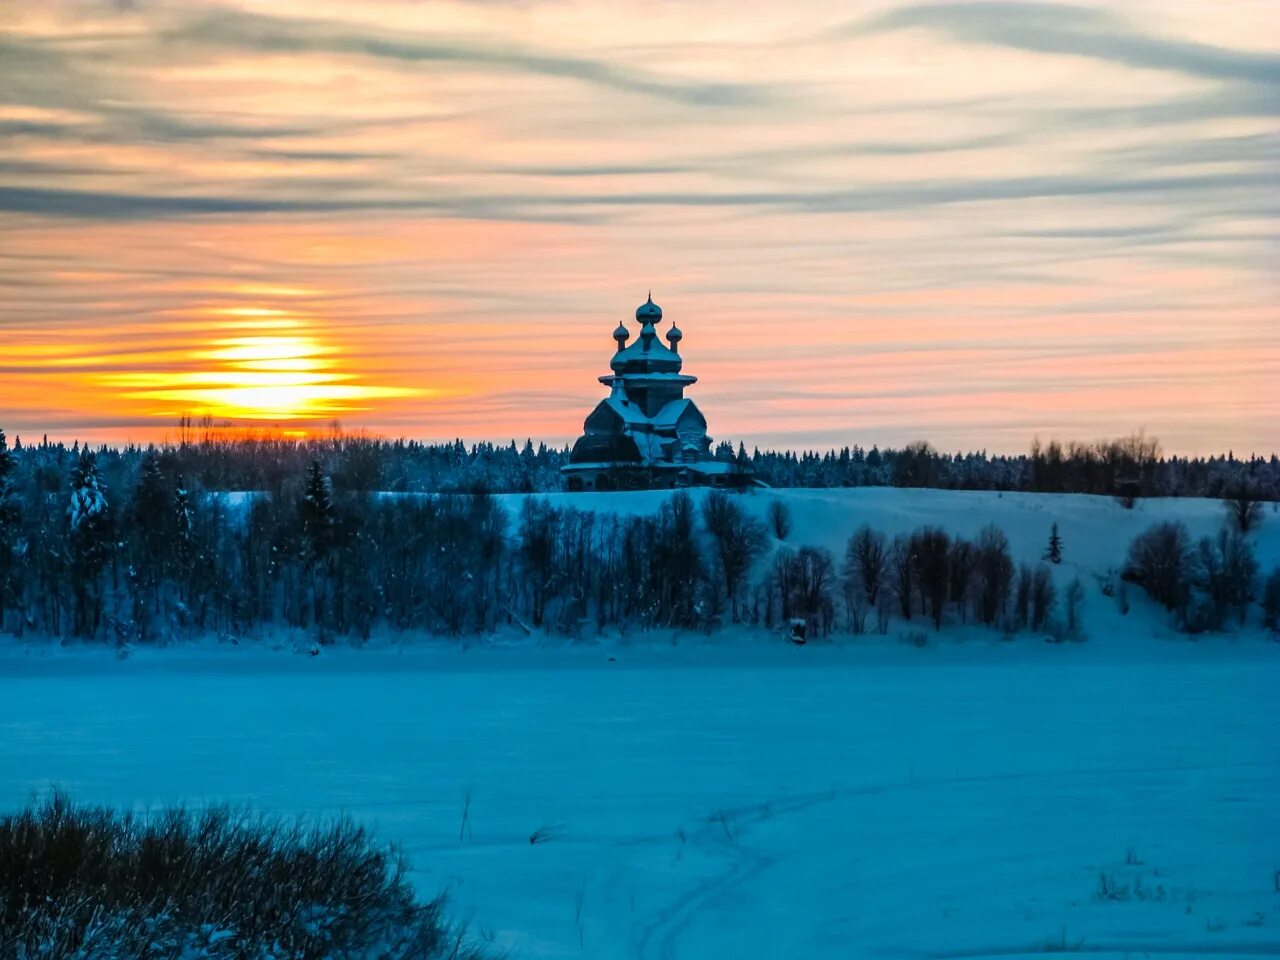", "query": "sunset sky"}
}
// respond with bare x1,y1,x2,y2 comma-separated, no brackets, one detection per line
2,0,1277,455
